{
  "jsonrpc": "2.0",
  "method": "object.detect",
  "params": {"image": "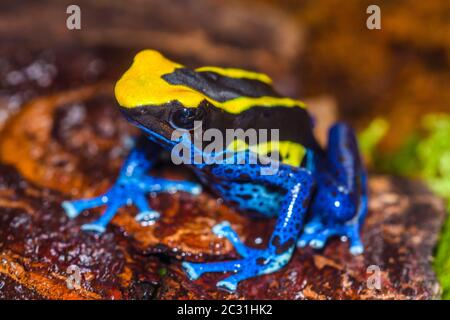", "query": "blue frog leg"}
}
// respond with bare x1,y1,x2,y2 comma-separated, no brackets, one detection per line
183,159,314,292
62,138,201,233
298,123,368,255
